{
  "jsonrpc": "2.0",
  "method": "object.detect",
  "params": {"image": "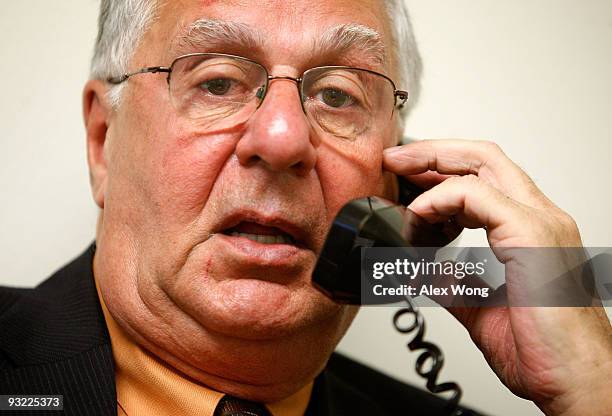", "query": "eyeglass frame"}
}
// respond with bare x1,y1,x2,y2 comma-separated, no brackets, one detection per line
106,52,409,115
